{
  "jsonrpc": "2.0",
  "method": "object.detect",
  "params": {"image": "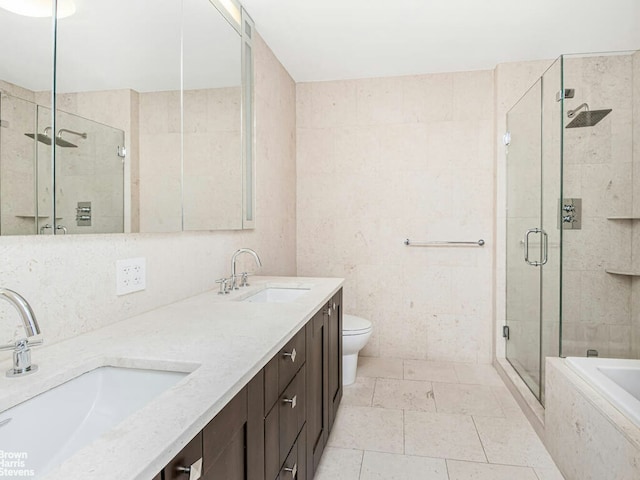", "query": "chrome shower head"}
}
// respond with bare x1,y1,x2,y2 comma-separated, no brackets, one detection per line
566,103,612,128
24,127,80,147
